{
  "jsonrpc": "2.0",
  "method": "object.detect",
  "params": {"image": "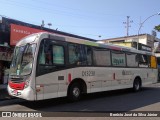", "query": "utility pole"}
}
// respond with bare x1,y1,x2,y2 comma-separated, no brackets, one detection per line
139,16,142,33
123,16,133,36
